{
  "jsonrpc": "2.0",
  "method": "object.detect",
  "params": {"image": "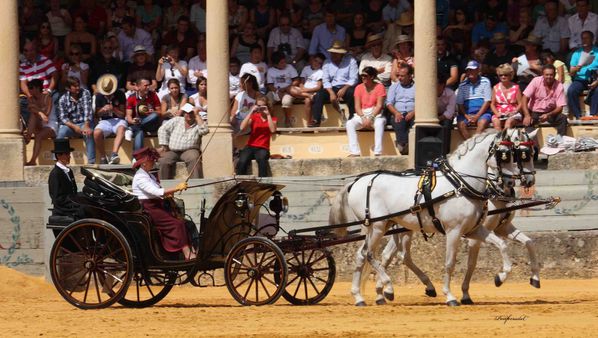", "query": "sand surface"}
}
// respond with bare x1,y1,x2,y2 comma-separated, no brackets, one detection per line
1,266,597,337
